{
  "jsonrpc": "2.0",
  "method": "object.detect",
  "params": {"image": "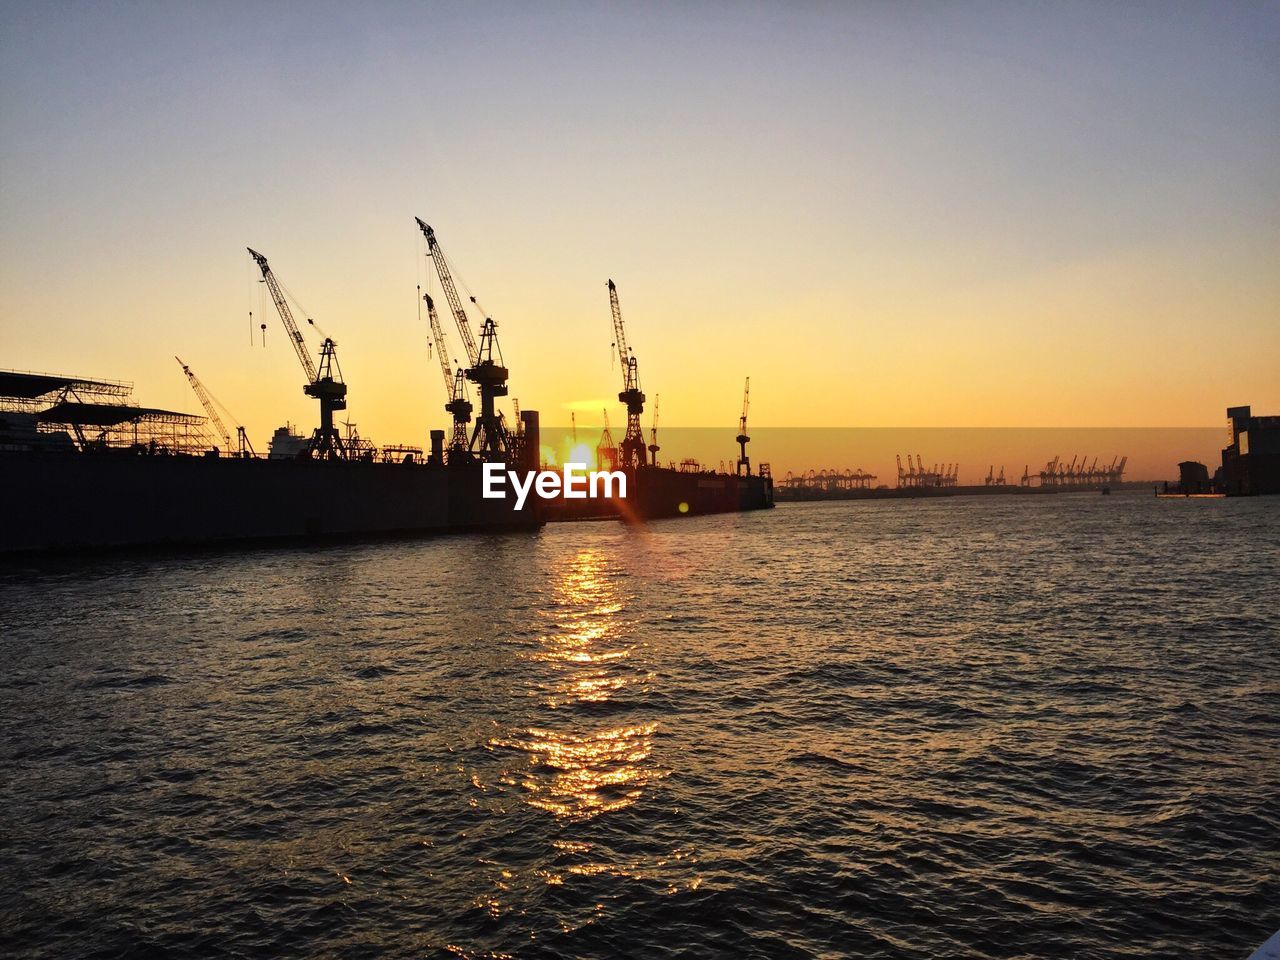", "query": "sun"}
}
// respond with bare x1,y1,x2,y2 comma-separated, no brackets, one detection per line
567,443,595,469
